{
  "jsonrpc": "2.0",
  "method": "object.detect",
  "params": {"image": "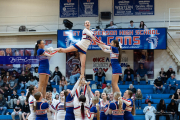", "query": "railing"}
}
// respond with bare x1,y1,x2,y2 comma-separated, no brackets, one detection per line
169,8,180,27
